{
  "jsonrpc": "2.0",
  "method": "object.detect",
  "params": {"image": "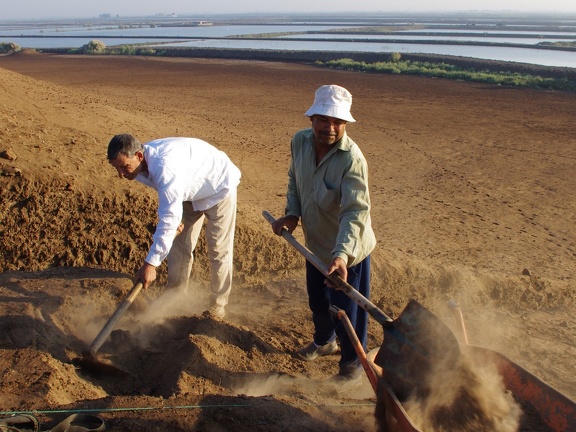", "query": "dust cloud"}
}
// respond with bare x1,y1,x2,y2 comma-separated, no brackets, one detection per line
404,354,521,432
